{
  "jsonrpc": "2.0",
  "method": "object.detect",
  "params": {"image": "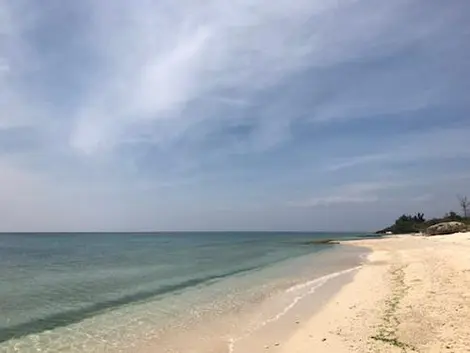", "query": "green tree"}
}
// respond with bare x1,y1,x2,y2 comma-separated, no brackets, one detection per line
444,211,462,221
377,213,427,234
